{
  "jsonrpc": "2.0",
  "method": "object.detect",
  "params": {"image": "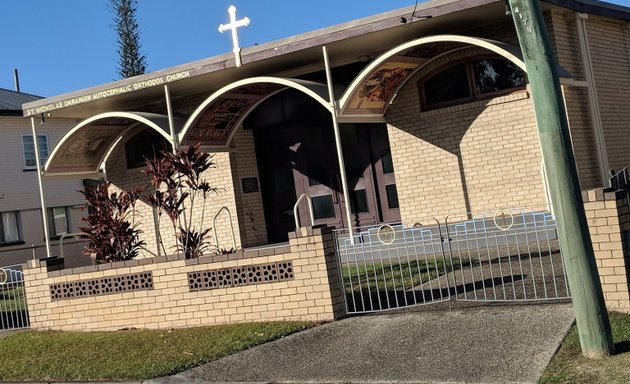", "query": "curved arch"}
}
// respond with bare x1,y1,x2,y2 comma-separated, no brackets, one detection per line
339,35,567,118
179,77,333,147
44,111,174,175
